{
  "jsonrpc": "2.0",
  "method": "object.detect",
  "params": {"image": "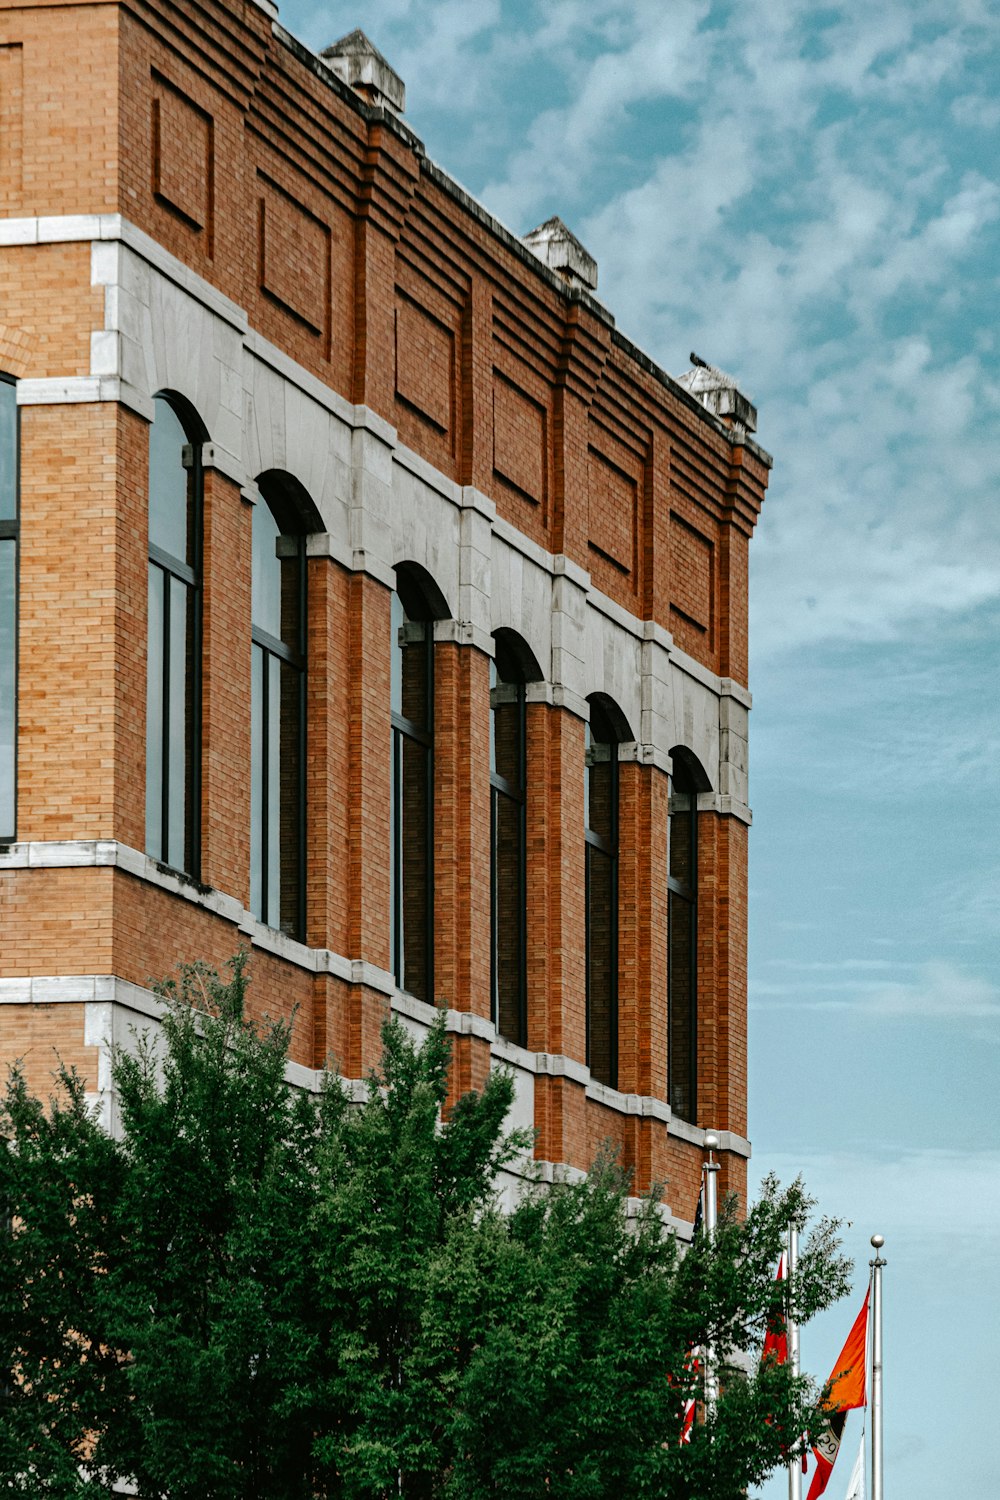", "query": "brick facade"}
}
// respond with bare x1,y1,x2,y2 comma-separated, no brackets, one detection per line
0,0,769,1222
